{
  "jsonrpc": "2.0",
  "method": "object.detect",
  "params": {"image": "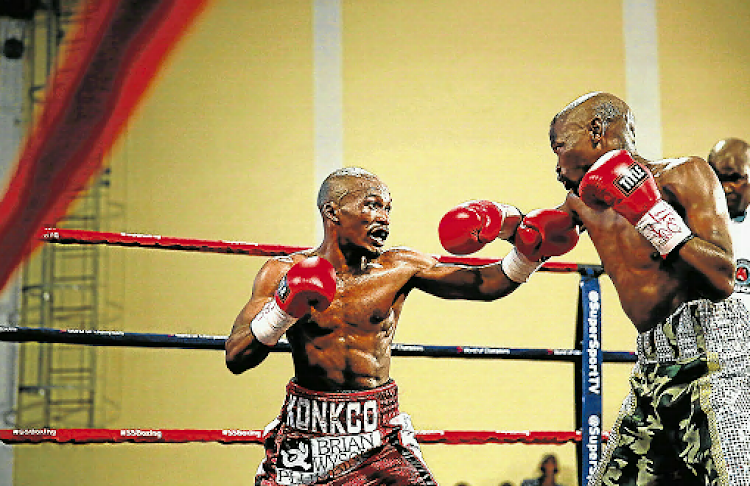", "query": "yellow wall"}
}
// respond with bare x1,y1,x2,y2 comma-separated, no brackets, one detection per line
658,0,750,155
12,1,750,485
